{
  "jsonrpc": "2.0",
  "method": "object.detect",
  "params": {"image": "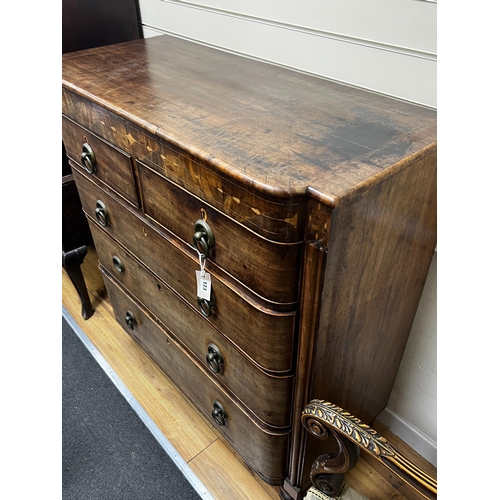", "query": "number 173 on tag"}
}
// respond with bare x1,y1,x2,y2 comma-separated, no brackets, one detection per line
196,270,212,300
